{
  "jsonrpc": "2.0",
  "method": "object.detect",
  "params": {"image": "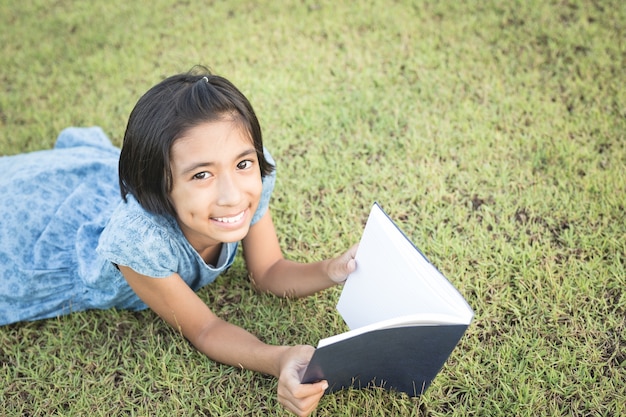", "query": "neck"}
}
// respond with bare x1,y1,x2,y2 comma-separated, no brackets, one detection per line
198,243,222,267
